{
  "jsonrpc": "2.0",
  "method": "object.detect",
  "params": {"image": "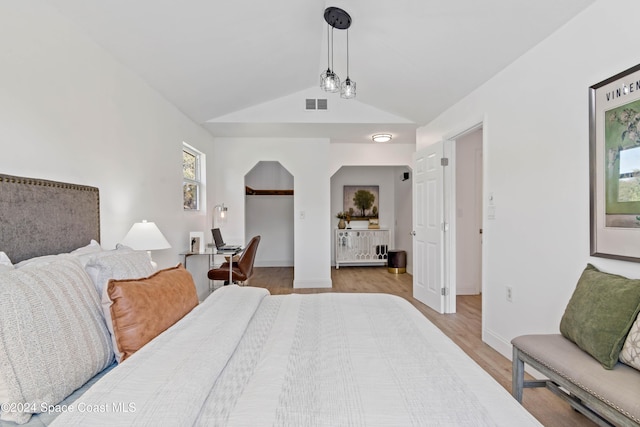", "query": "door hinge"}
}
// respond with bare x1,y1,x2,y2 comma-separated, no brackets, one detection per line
441,222,449,232
441,157,449,166
441,287,449,296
